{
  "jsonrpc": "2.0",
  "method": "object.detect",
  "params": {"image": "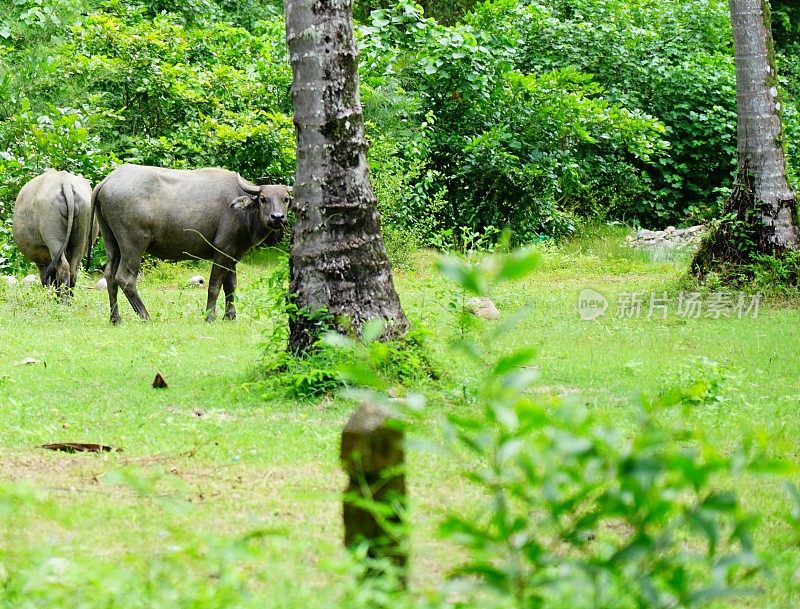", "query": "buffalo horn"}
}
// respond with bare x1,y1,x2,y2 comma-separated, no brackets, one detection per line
236,174,260,195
